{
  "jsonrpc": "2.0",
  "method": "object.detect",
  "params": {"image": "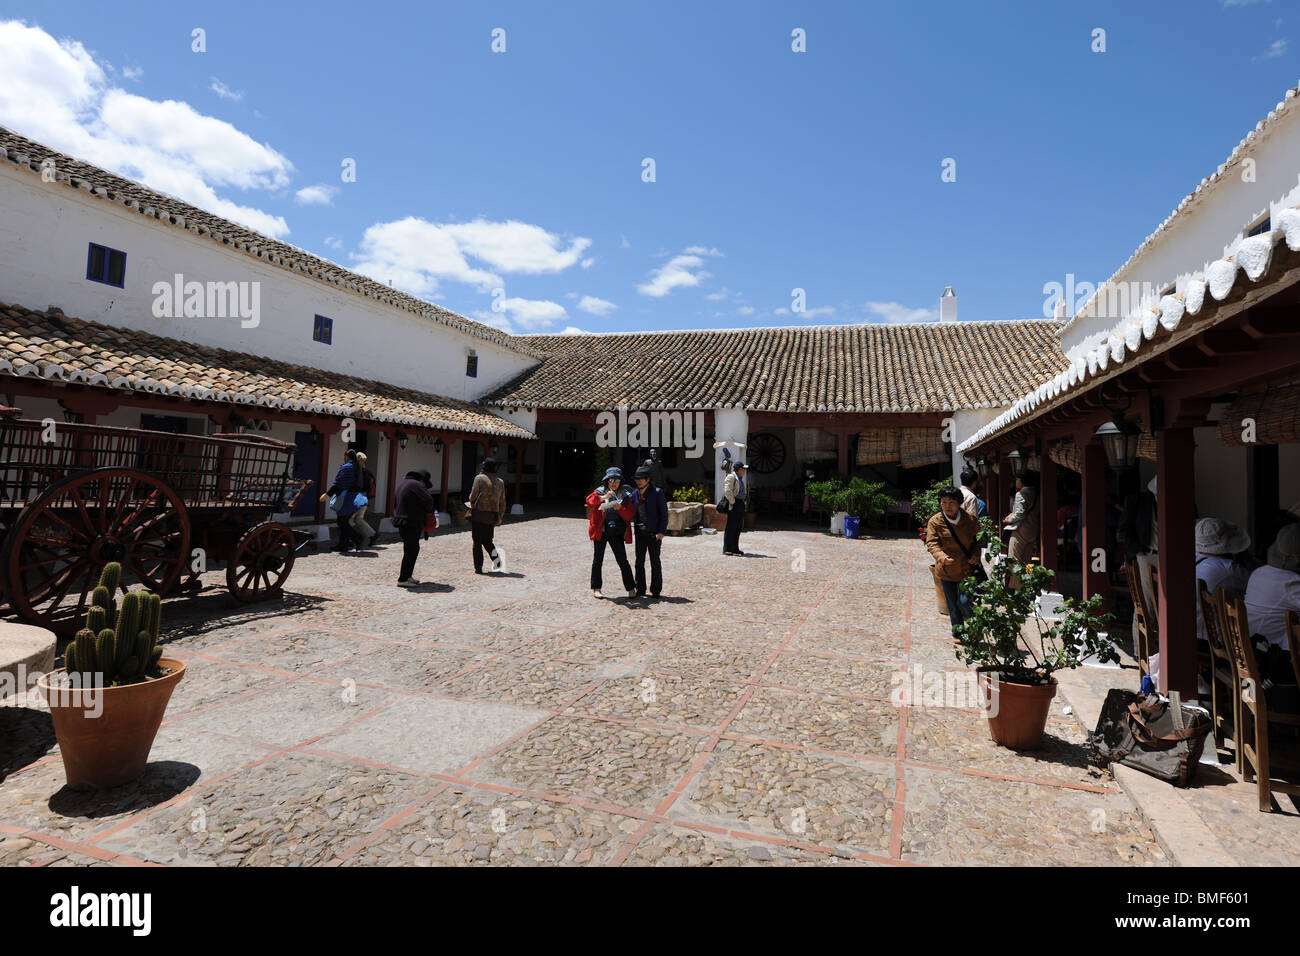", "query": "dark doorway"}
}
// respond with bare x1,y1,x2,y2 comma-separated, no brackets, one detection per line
461,439,480,498
292,432,318,517
546,441,596,499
